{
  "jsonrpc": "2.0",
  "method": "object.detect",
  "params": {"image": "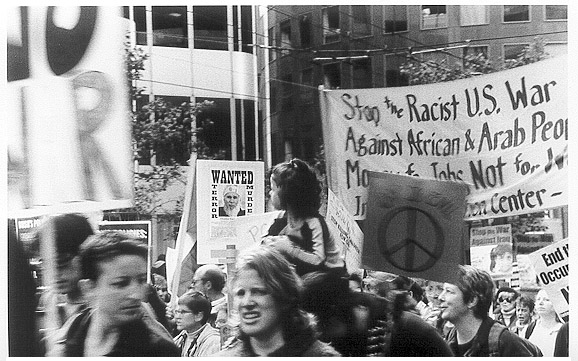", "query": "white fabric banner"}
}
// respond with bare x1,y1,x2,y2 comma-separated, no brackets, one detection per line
7,7,133,217
320,55,567,220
